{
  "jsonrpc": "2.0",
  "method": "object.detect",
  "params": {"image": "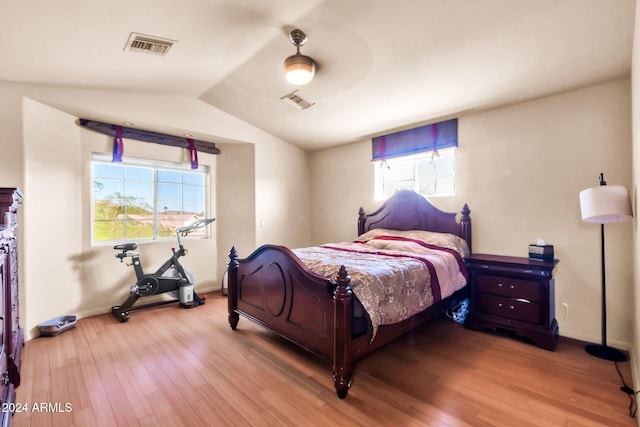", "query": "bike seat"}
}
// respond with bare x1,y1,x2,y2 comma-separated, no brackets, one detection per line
113,243,137,251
